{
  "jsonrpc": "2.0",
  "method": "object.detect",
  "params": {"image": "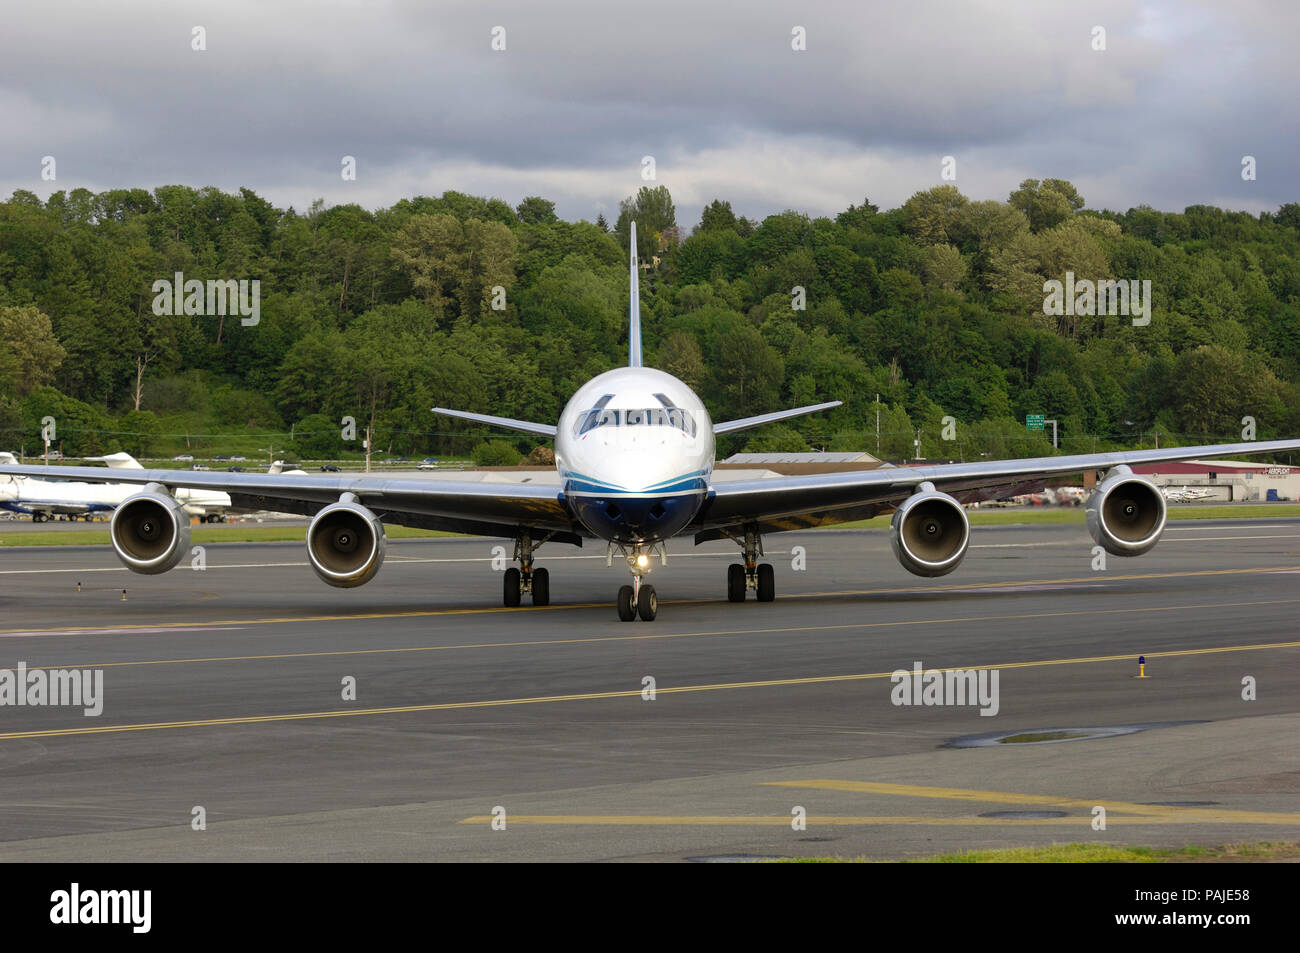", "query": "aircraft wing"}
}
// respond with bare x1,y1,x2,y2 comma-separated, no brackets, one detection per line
691,438,1300,541
0,465,587,543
